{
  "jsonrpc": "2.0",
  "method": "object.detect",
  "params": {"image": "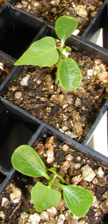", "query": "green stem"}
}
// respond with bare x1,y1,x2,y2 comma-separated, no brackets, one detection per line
61,39,65,48
49,174,57,187
53,180,64,190
55,47,63,85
